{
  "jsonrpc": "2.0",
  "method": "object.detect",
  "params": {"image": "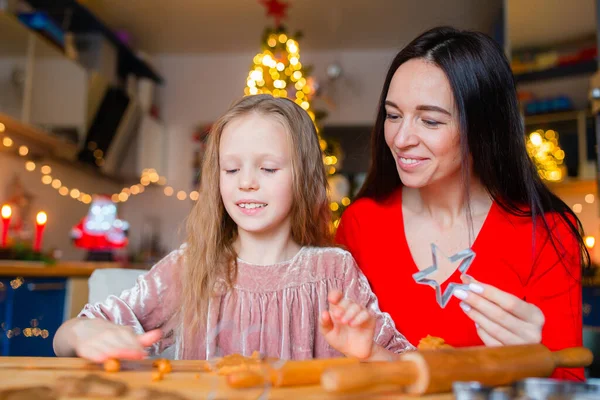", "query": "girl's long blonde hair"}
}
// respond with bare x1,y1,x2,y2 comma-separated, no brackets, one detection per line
182,94,332,333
